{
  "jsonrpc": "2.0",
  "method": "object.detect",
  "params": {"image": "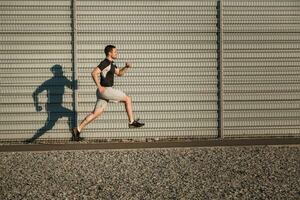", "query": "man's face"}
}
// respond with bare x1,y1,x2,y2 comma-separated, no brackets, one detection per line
109,48,118,59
